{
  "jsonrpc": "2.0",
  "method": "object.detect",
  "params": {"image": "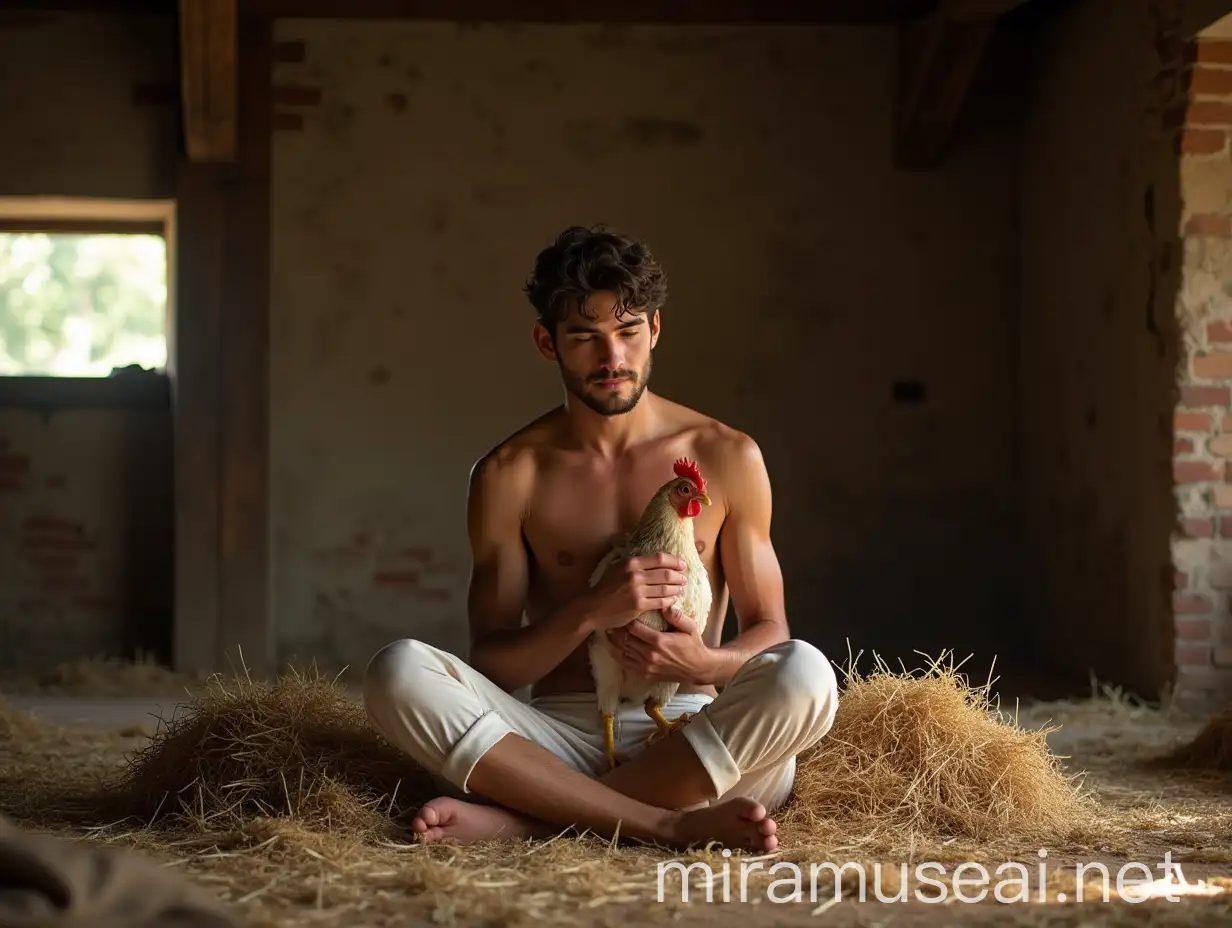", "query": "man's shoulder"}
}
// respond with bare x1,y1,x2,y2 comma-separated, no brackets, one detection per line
468,408,562,493
661,397,764,473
